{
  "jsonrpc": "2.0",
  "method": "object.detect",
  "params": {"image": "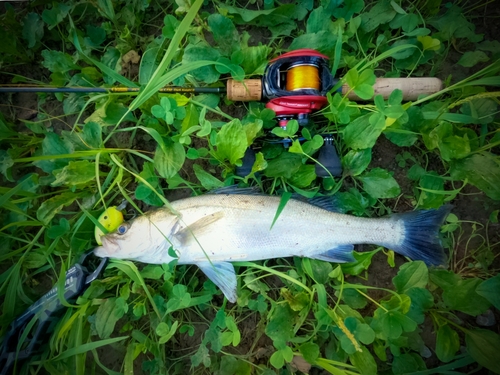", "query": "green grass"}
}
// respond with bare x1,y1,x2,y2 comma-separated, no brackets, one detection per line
0,0,500,374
